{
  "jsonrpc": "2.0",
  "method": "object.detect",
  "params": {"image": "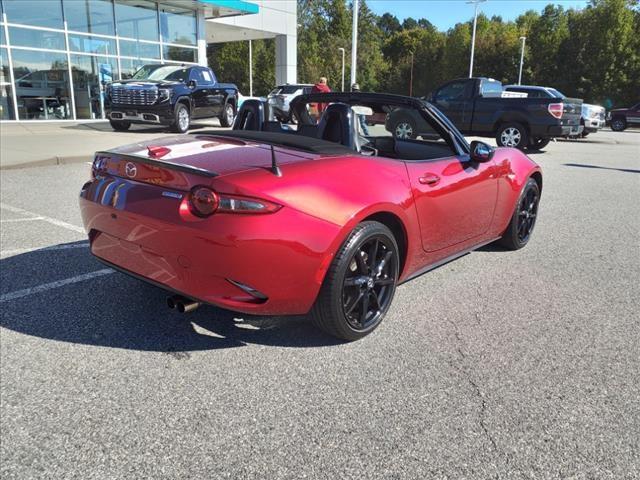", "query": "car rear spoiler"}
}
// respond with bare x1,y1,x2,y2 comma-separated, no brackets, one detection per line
93,150,218,178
